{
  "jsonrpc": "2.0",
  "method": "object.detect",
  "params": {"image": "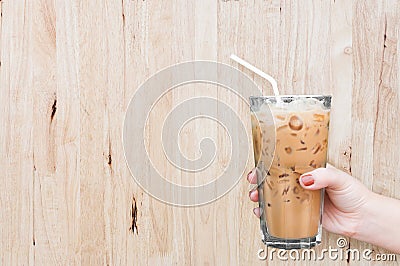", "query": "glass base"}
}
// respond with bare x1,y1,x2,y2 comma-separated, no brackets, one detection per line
261,234,321,250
